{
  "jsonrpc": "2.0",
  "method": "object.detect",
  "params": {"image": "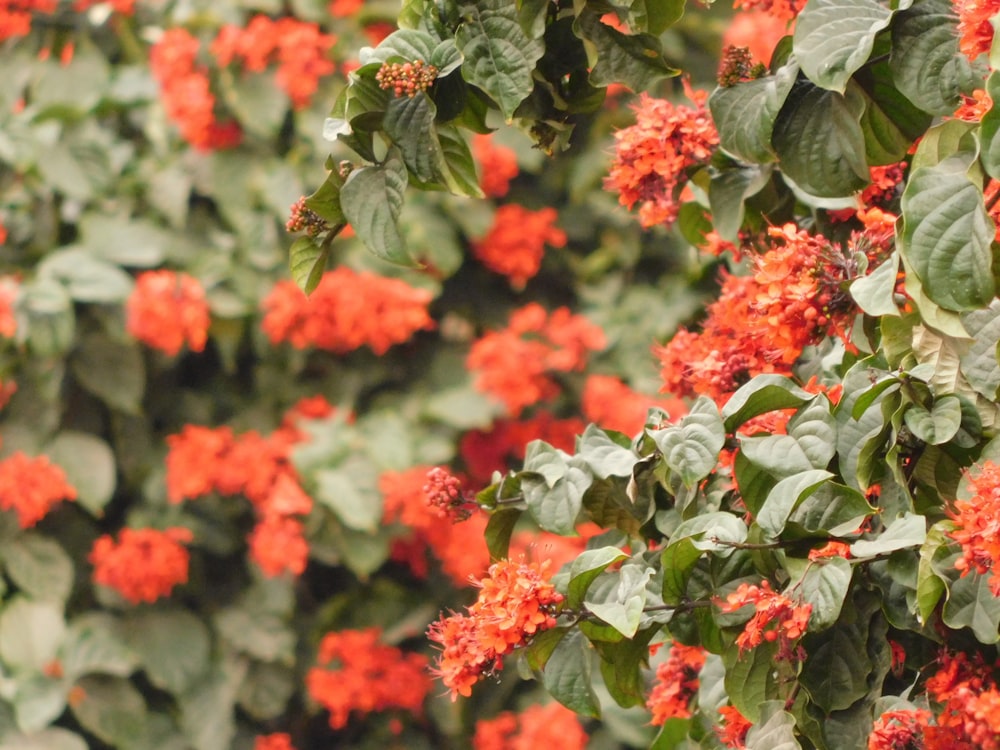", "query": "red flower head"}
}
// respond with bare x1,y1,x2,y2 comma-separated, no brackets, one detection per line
647,642,708,723
951,461,1000,595
472,204,567,288
126,270,211,356
474,701,588,750
90,527,194,604
0,451,77,528
717,580,812,661
473,135,519,198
